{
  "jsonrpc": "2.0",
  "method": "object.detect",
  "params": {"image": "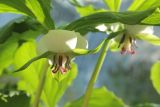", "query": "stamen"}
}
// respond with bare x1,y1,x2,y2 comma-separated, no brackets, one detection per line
58,55,63,66
50,54,71,74
118,34,126,48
